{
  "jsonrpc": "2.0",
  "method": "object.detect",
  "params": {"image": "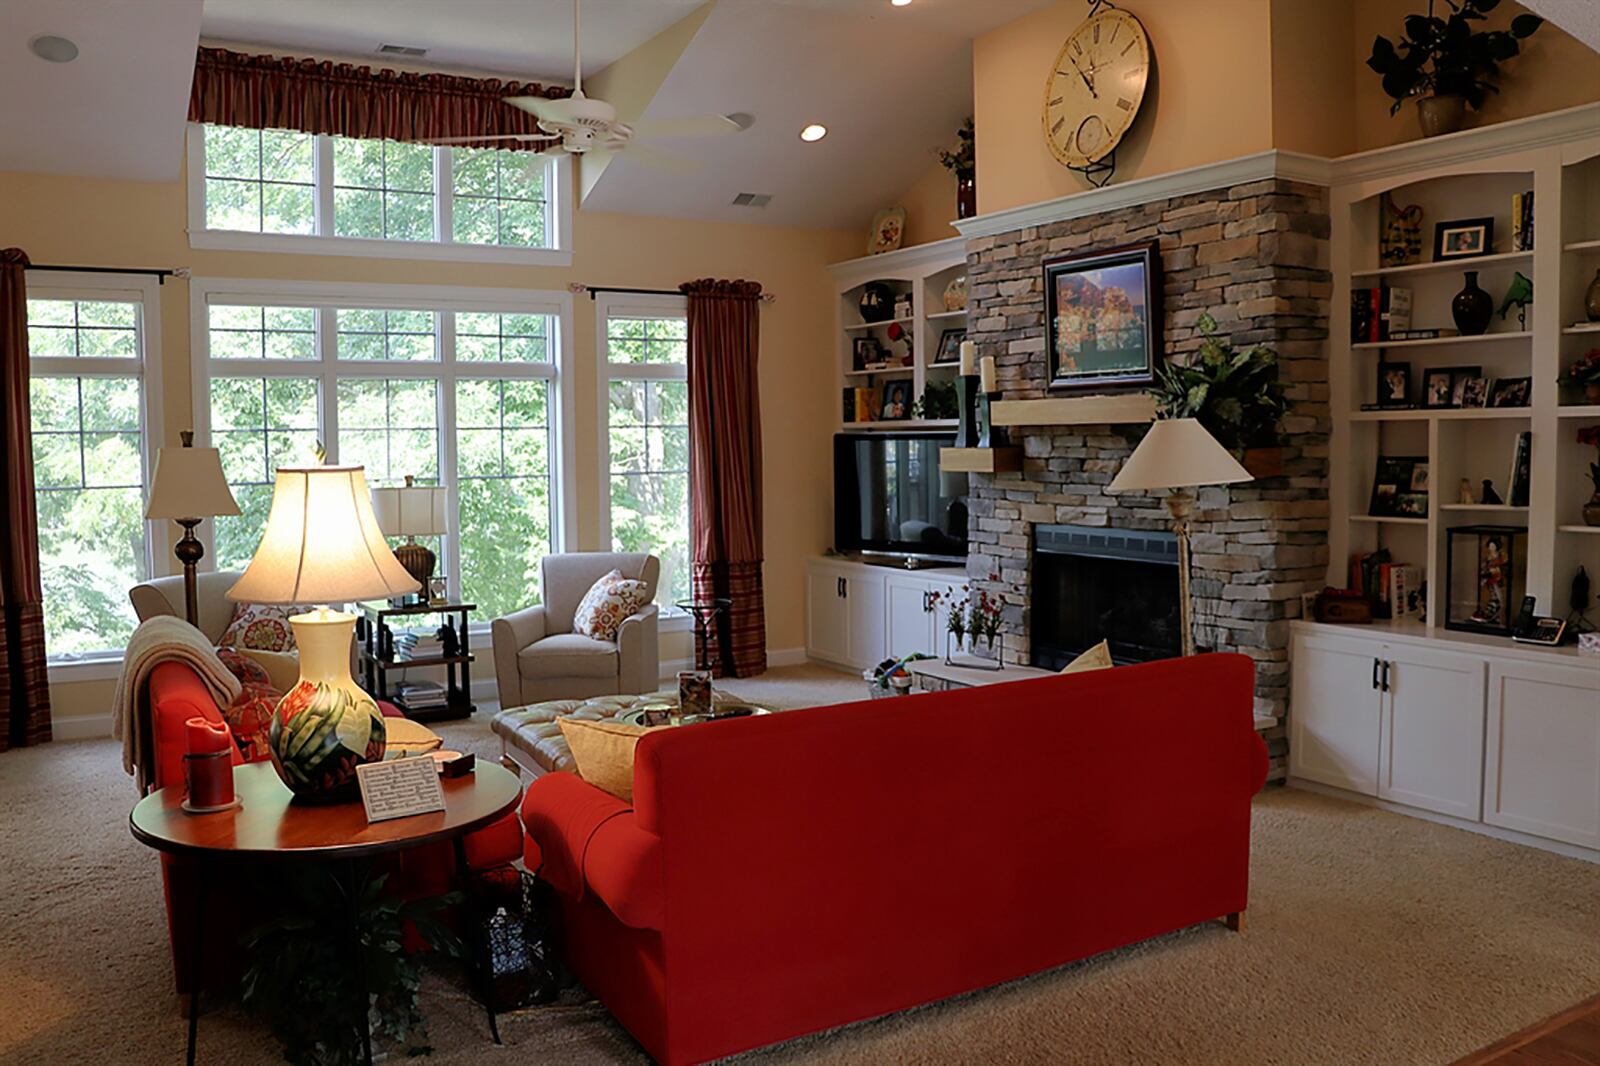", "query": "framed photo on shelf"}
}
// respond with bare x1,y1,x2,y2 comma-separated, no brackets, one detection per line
1457,376,1490,408
1422,368,1454,408
1377,361,1412,406
1370,455,1429,518
852,336,883,372
1432,217,1494,261
879,380,911,421
1489,376,1531,408
934,327,966,365
1042,240,1162,392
